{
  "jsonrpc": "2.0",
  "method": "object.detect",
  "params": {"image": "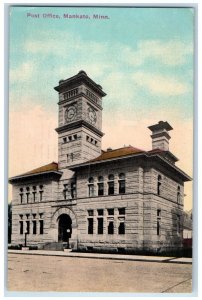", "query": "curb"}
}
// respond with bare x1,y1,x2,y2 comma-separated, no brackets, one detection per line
8,250,192,264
